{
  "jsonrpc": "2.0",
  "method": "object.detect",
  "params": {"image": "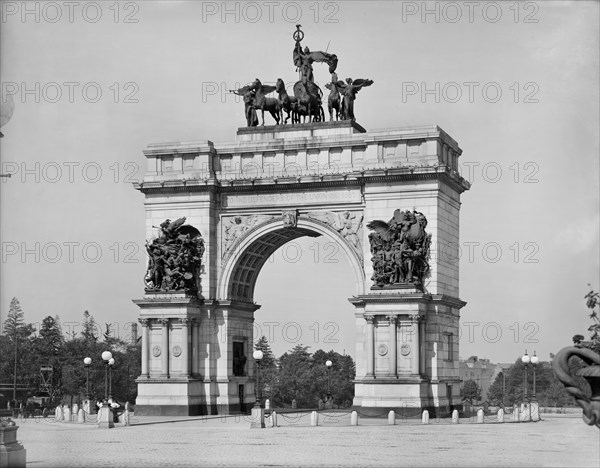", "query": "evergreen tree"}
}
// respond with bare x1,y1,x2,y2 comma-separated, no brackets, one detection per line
254,336,278,403
460,379,482,403
81,310,98,342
